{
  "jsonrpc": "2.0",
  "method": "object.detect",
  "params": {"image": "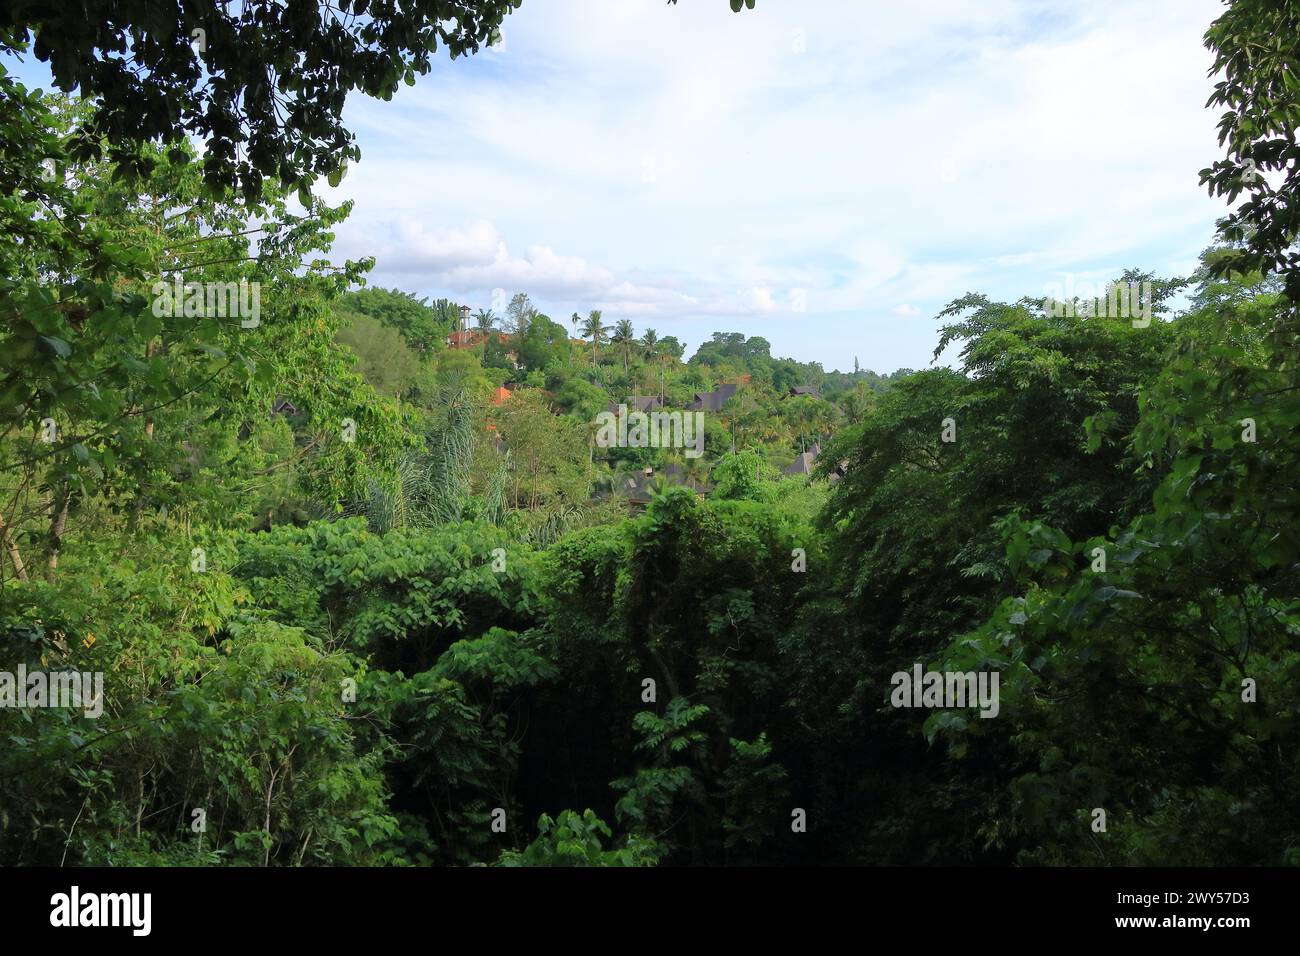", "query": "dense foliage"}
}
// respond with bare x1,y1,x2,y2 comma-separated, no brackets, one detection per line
2,0,1298,867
